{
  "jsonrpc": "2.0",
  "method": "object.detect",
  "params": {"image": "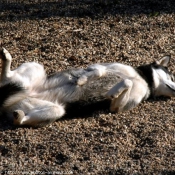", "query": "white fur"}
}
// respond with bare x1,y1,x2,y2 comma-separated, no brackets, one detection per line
153,68,175,97
0,48,175,127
